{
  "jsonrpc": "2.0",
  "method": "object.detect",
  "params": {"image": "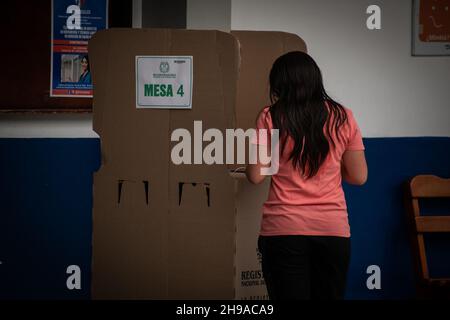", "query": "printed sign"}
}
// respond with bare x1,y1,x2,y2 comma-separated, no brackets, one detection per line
412,0,450,56
136,56,193,109
50,0,108,97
